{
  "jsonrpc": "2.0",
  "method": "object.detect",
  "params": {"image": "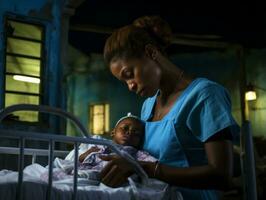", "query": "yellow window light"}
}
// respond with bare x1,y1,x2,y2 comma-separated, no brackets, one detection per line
245,83,257,101
245,91,257,101
13,75,40,84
